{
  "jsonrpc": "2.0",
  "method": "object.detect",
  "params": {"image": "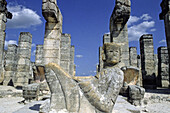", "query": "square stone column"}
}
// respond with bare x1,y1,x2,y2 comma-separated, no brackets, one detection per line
0,0,12,82
69,45,75,76
35,45,44,66
140,34,156,89
42,0,63,65
3,44,18,86
158,47,169,88
60,33,71,73
129,47,137,67
160,0,170,88
15,32,32,88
